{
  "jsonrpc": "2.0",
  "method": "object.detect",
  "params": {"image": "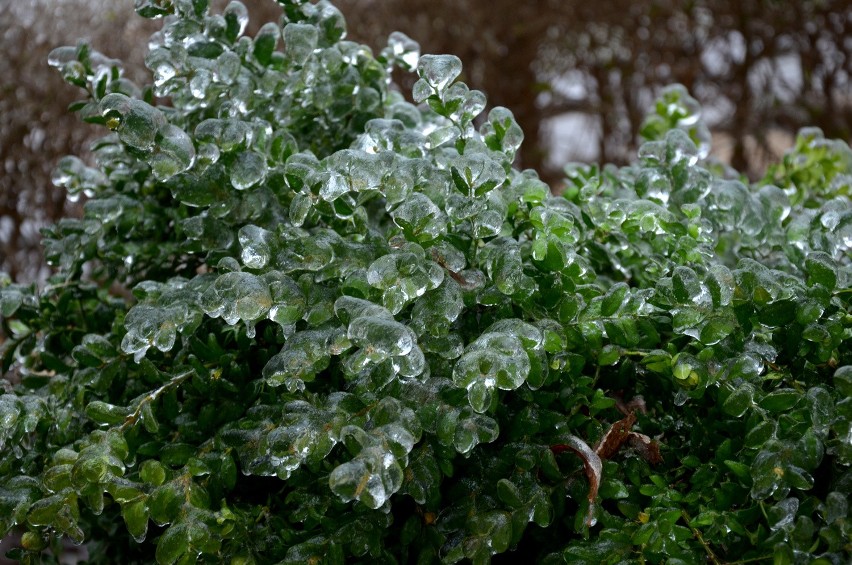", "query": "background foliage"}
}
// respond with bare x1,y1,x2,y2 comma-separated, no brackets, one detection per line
1,0,851,564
